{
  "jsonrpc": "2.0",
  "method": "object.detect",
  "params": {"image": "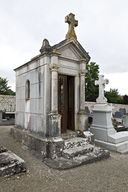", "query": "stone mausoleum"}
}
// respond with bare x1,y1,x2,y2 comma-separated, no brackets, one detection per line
14,13,90,137
11,13,109,166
